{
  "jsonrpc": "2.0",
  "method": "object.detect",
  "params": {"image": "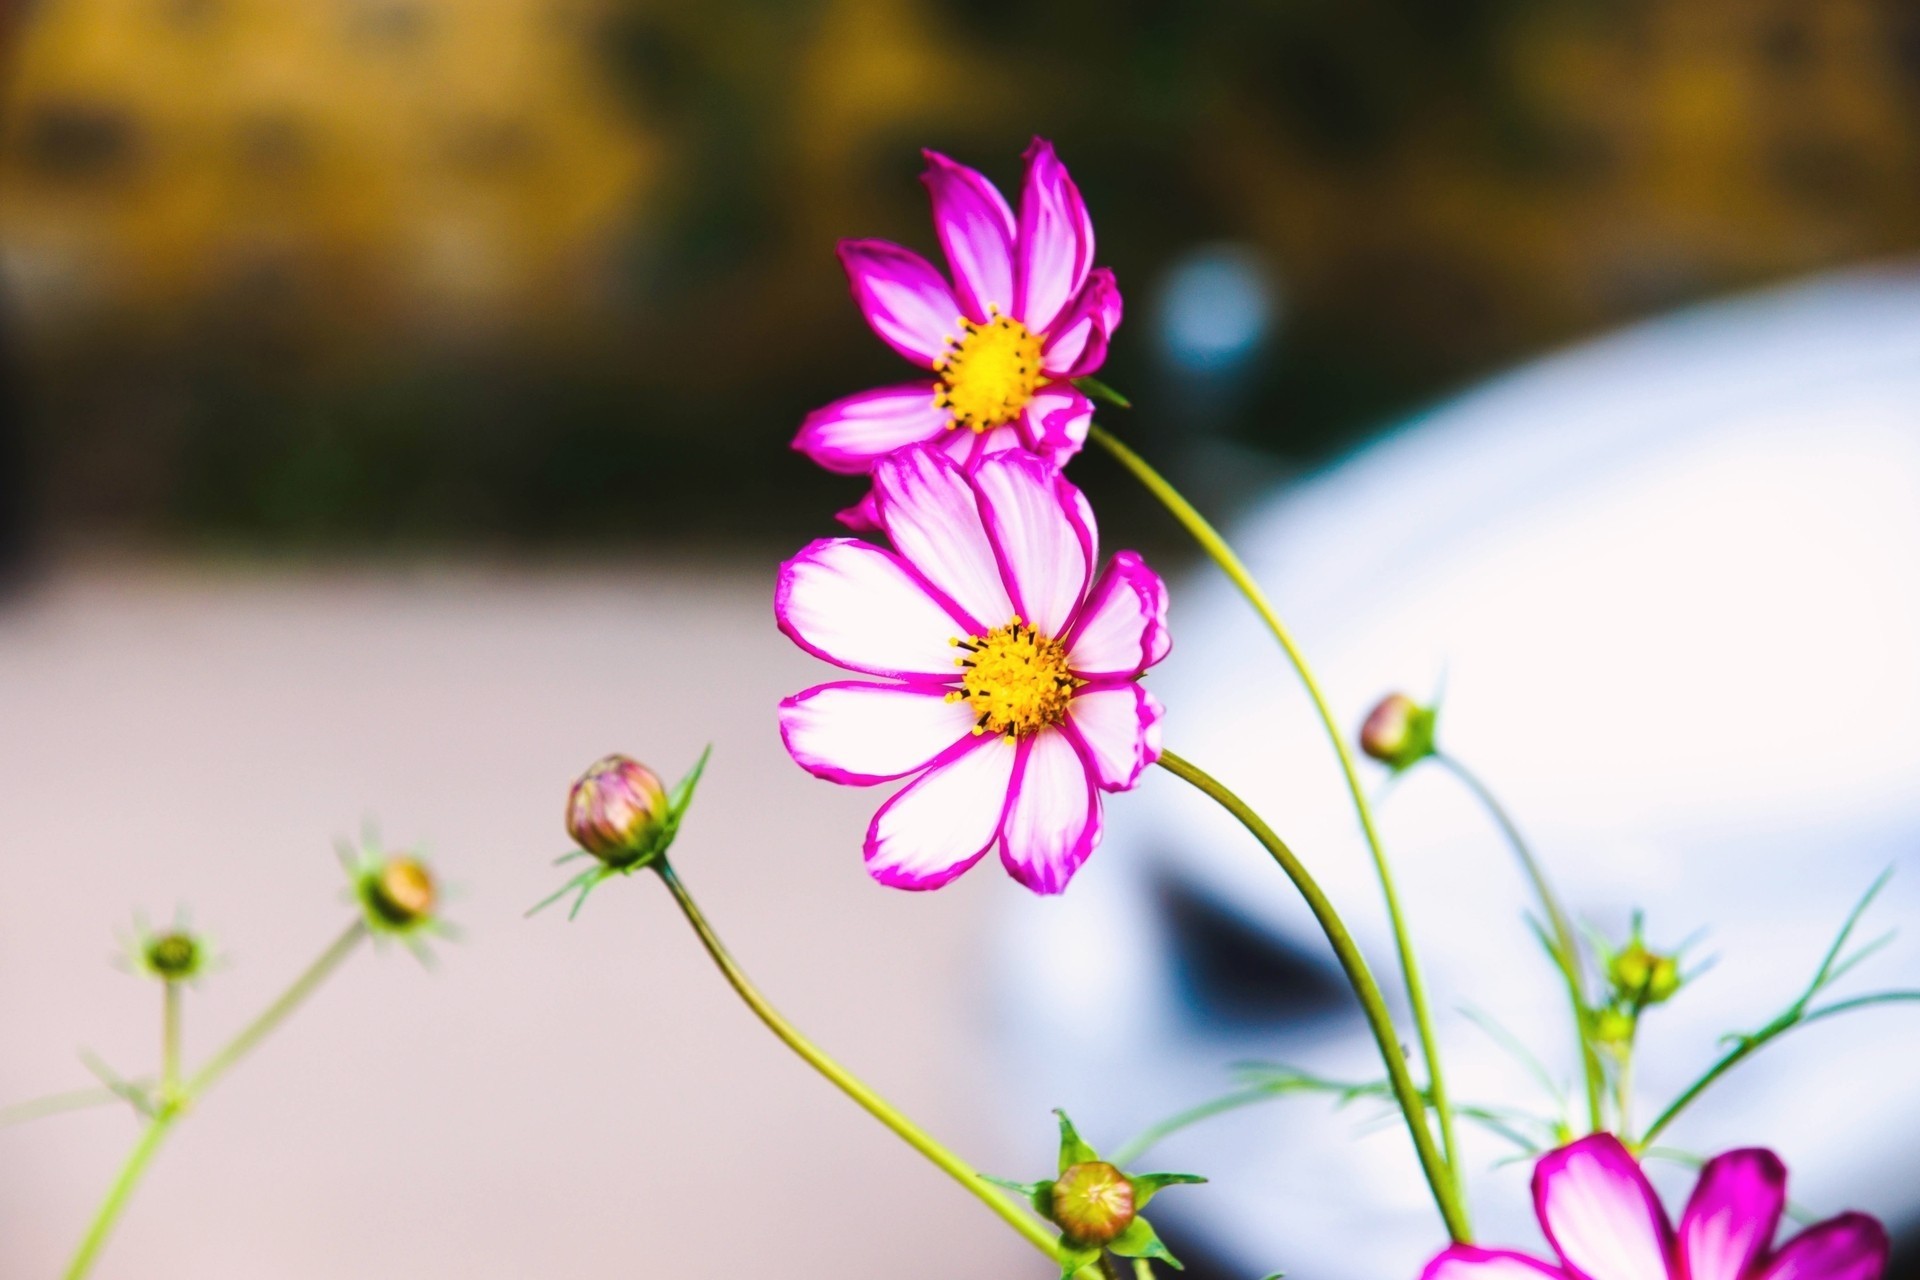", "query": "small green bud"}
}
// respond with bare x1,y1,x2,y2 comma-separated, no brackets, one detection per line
1359,693,1436,771
144,931,201,978
1050,1161,1136,1247
1608,940,1683,1007
1594,1006,1636,1052
364,855,438,929
566,754,670,868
